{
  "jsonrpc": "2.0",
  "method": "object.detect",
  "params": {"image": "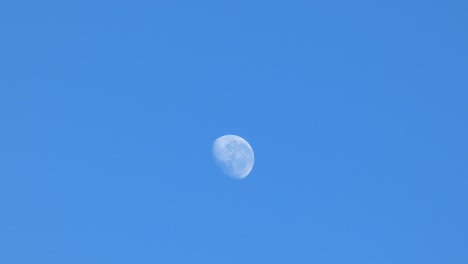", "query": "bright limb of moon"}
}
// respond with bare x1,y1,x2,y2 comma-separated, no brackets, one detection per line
212,135,254,179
